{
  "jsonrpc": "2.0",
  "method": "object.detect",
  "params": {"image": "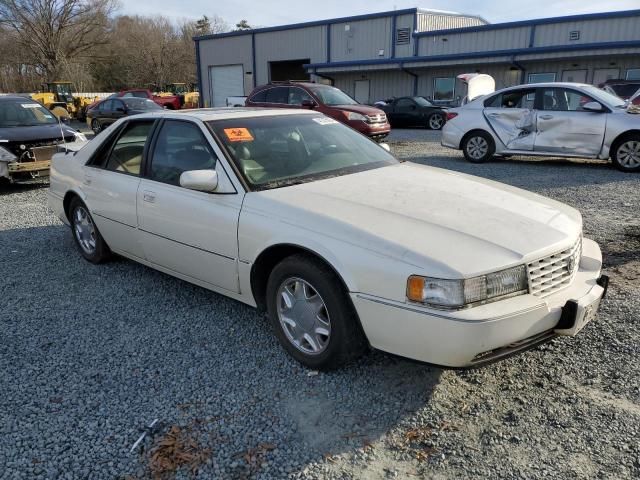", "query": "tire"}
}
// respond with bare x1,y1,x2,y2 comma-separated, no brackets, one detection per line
91,119,102,134
265,254,367,370
427,113,445,130
611,134,640,172
462,131,495,163
68,197,111,263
